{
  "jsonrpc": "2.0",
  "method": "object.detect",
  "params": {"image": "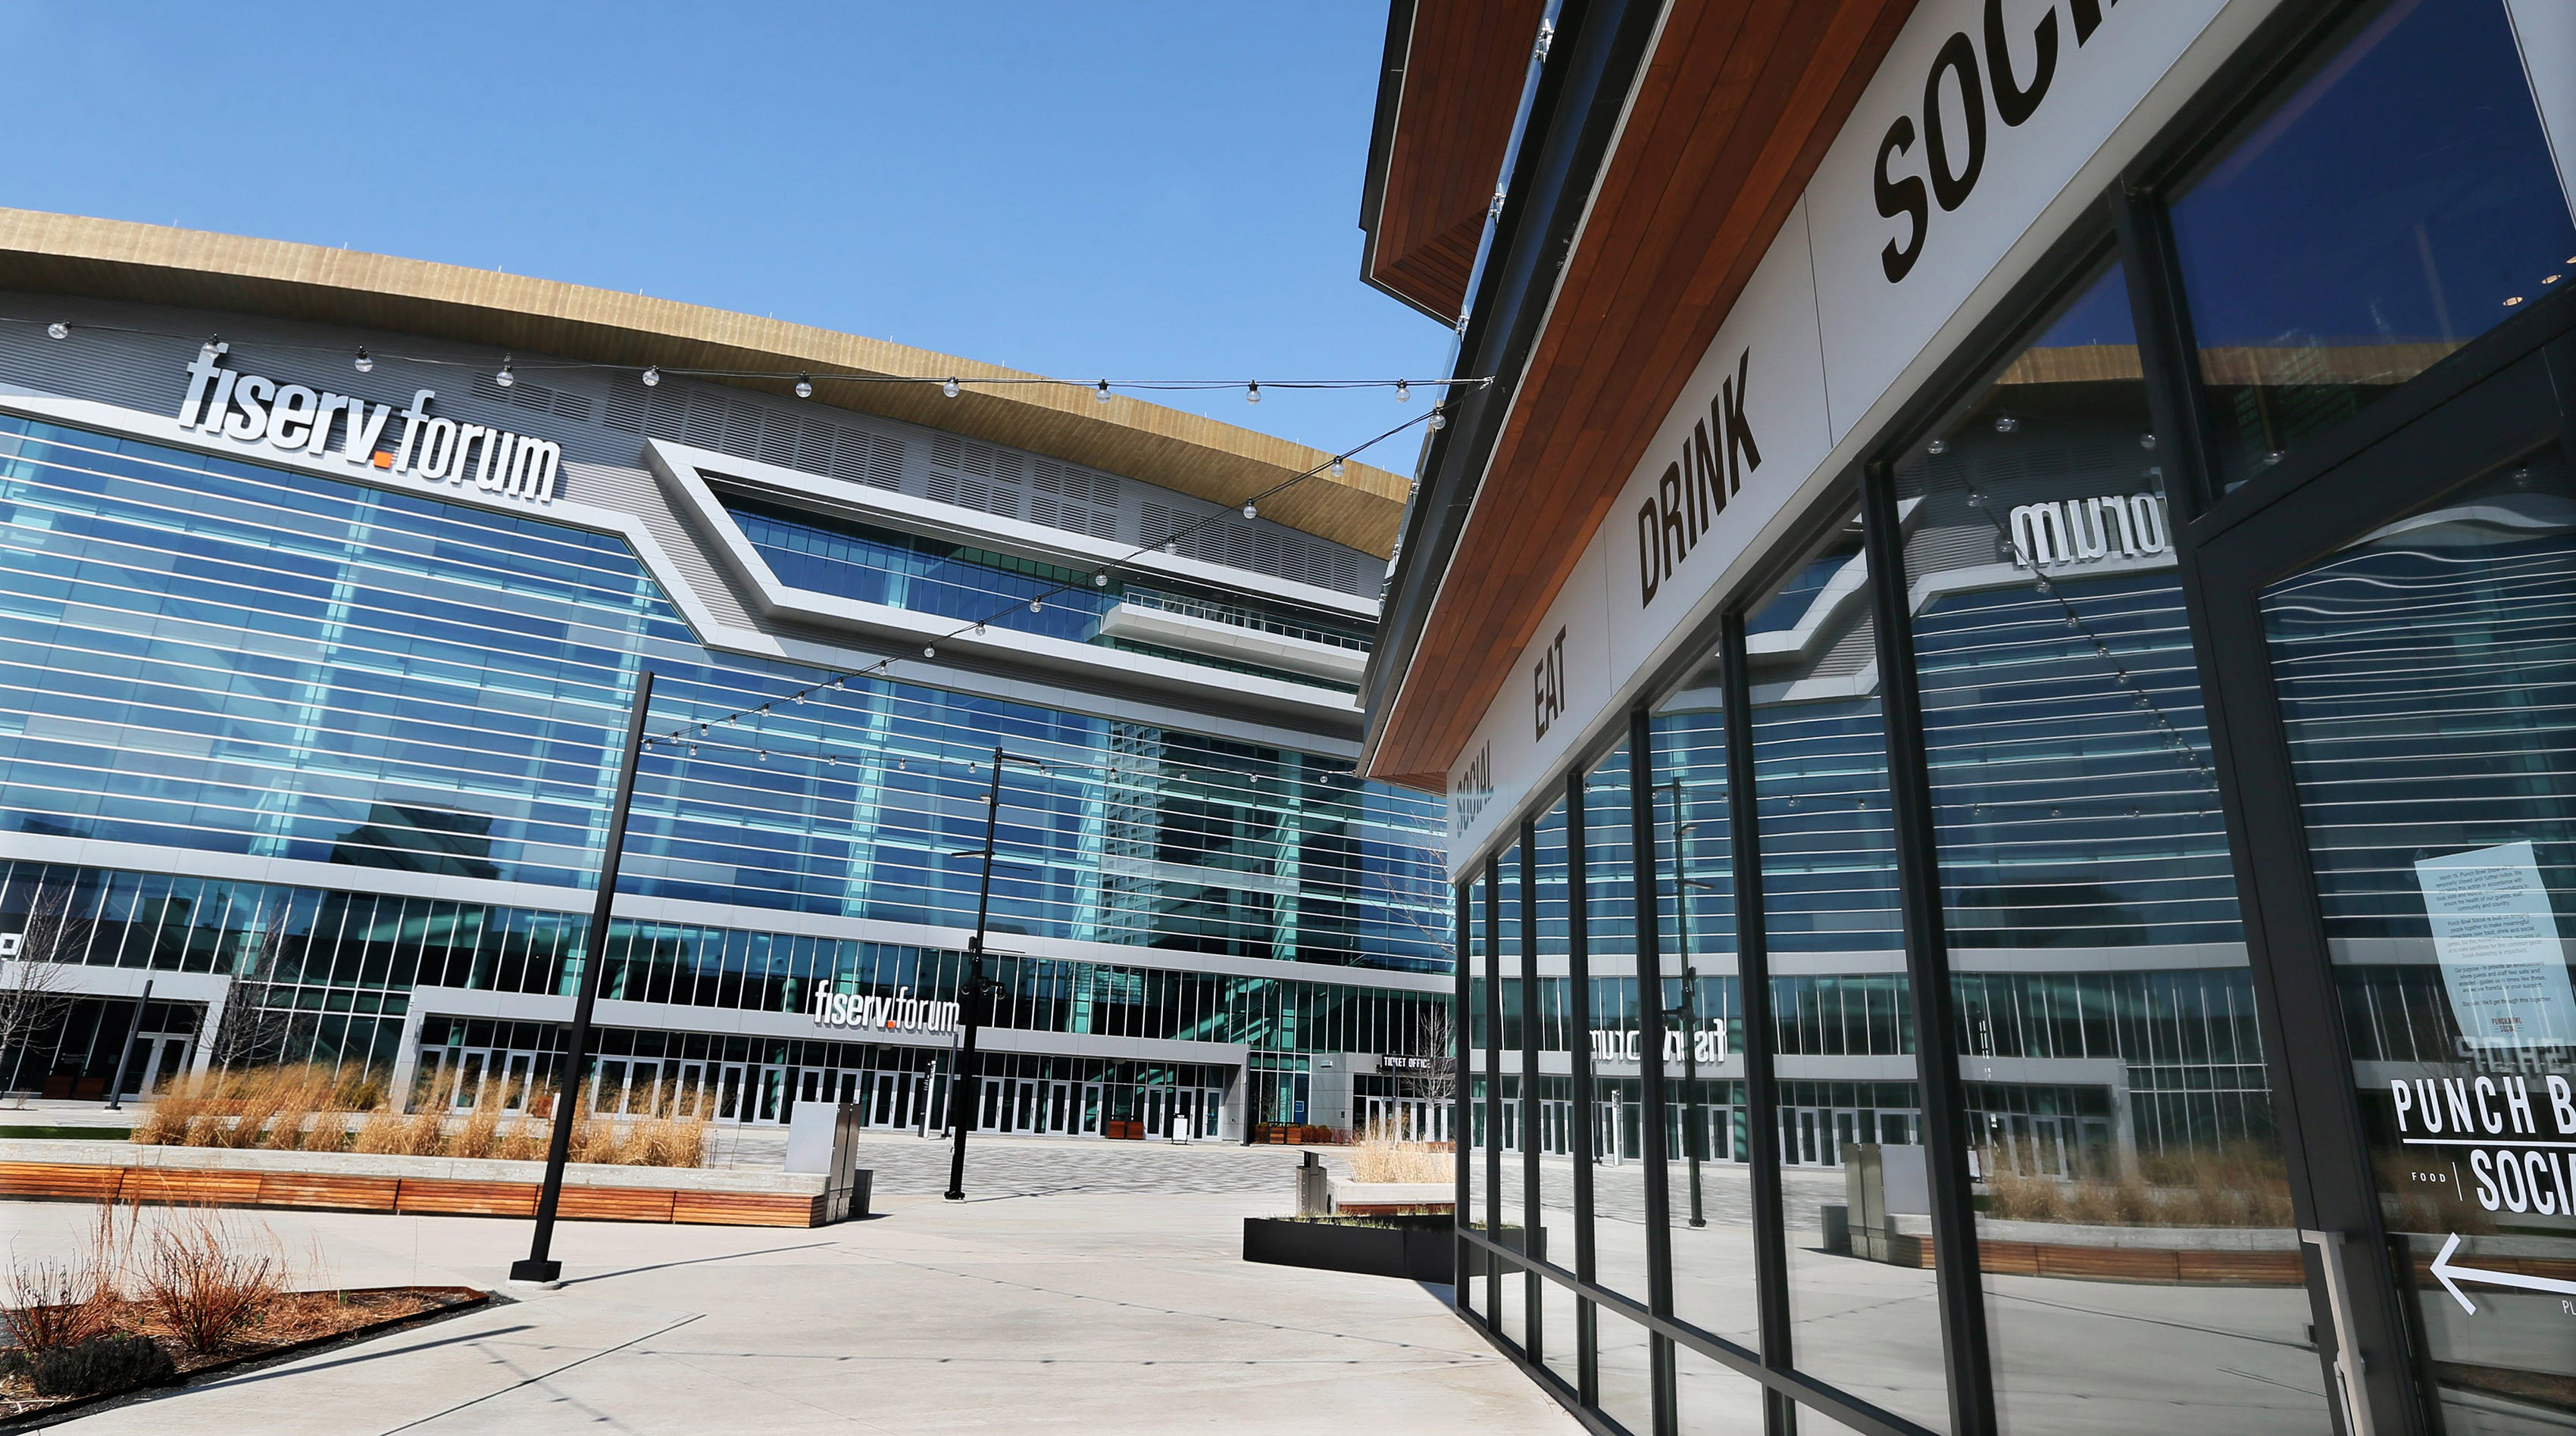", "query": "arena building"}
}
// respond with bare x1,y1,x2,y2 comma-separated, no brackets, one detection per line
1361,0,2576,1431
0,209,1457,1146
